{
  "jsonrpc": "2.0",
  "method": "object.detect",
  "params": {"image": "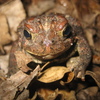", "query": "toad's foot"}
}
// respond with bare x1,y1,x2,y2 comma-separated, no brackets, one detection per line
66,57,86,80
